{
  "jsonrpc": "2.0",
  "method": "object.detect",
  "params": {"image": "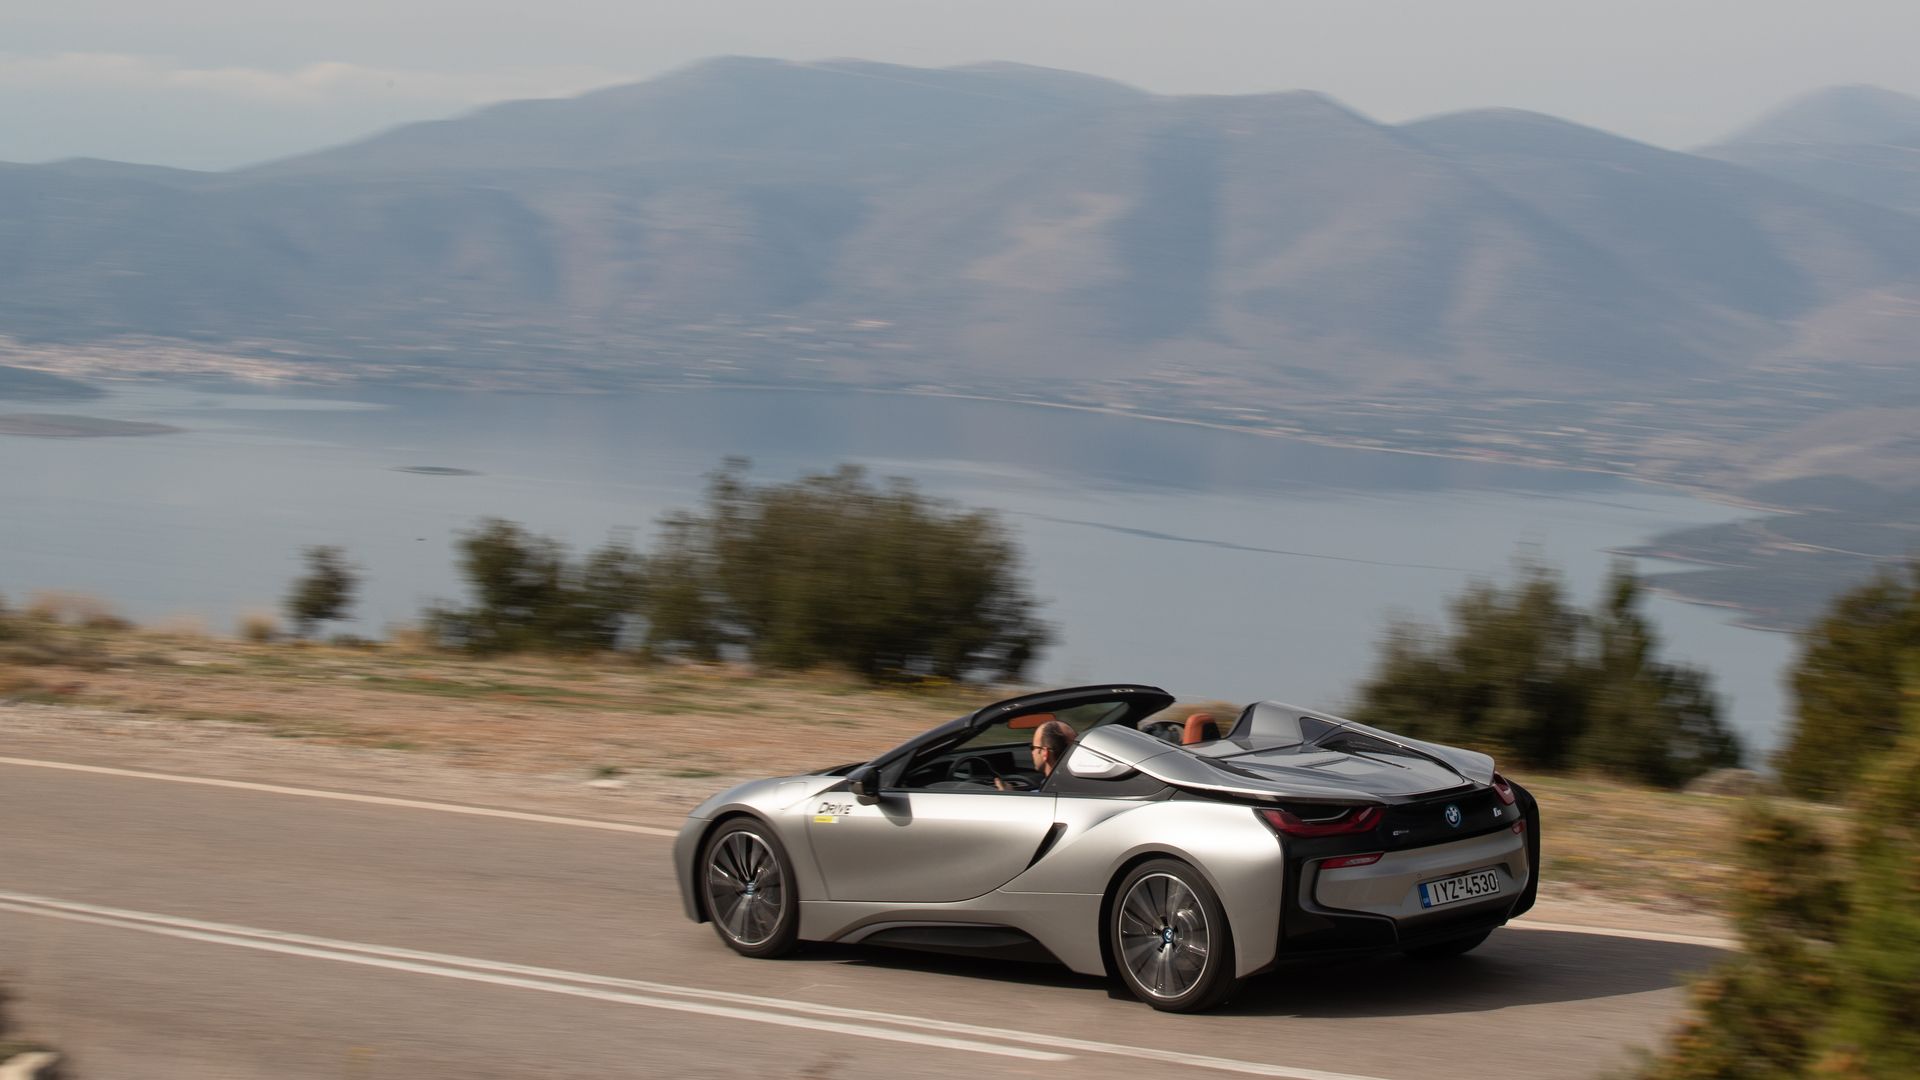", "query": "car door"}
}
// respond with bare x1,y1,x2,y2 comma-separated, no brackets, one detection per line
804,787,1058,903
804,684,1175,903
